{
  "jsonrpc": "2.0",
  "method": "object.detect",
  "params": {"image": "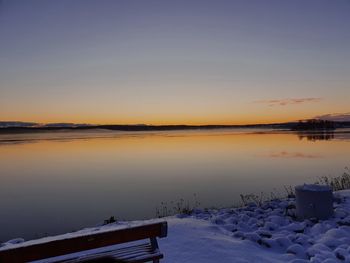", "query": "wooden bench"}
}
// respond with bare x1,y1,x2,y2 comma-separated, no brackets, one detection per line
0,222,167,263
